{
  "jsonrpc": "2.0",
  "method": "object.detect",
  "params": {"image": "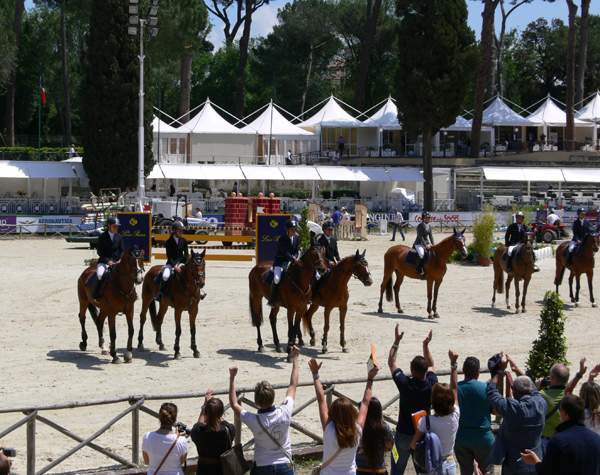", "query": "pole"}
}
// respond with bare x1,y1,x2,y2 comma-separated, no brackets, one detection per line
268,99,274,166
138,19,146,207
38,64,42,161
158,68,161,163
